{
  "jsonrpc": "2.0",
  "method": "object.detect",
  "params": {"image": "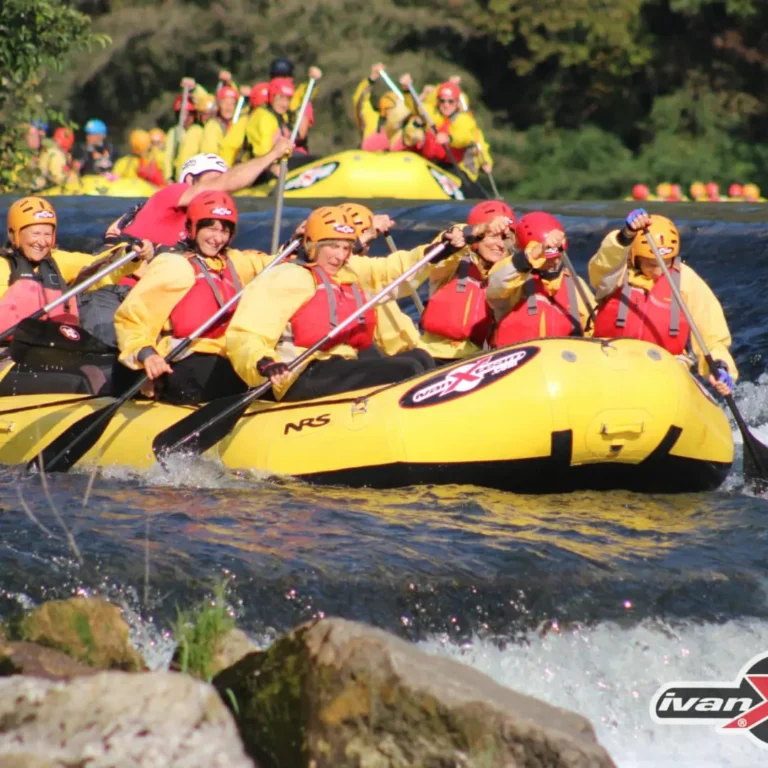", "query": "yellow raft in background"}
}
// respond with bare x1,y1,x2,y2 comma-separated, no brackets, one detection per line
42,175,160,197
0,338,732,493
